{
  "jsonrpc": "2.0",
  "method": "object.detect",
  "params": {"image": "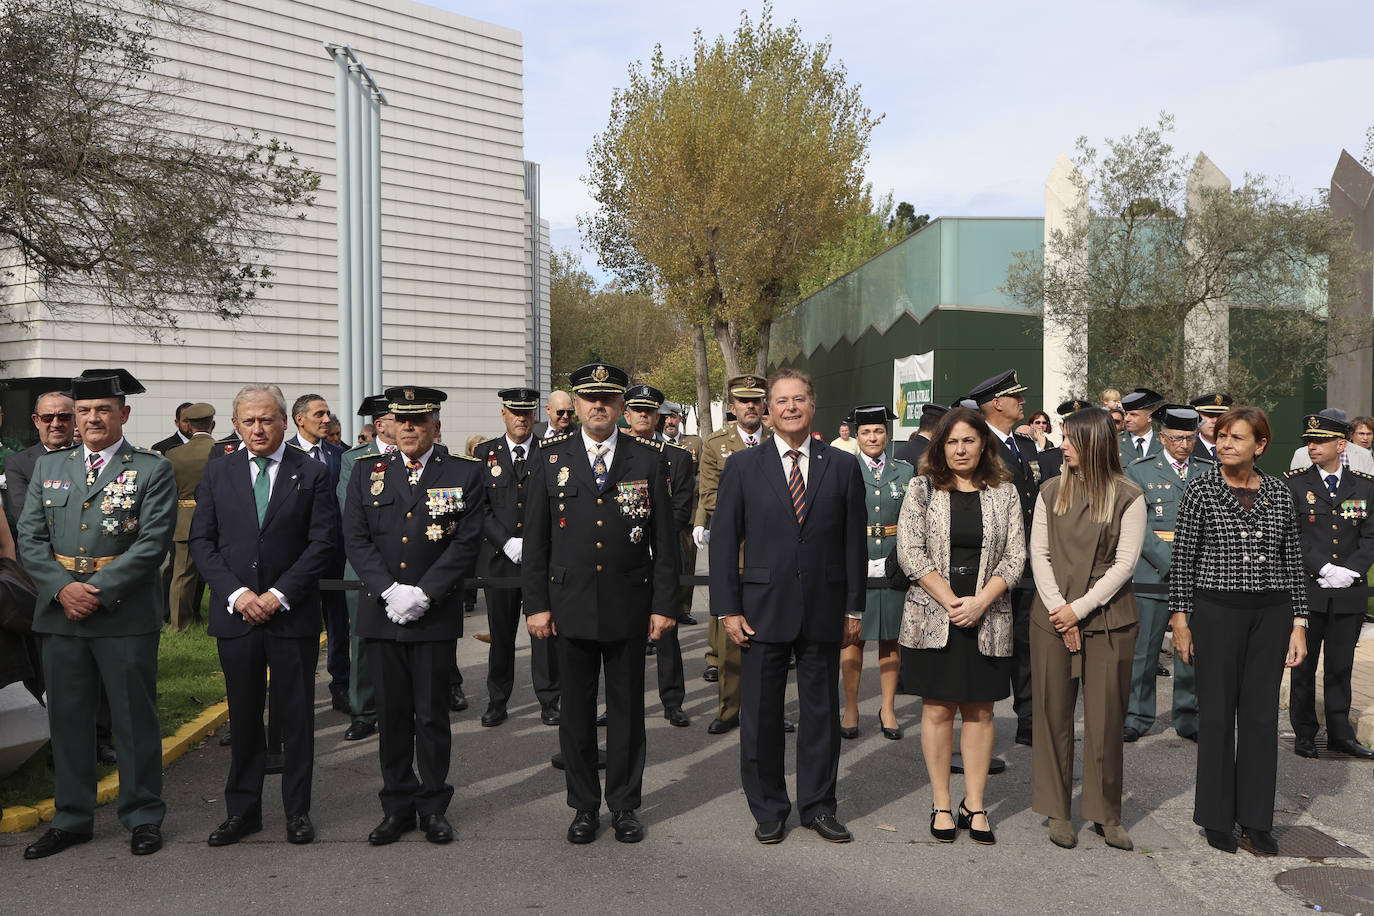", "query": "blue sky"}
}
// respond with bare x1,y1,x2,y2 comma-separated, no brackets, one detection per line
435,0,1374,270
